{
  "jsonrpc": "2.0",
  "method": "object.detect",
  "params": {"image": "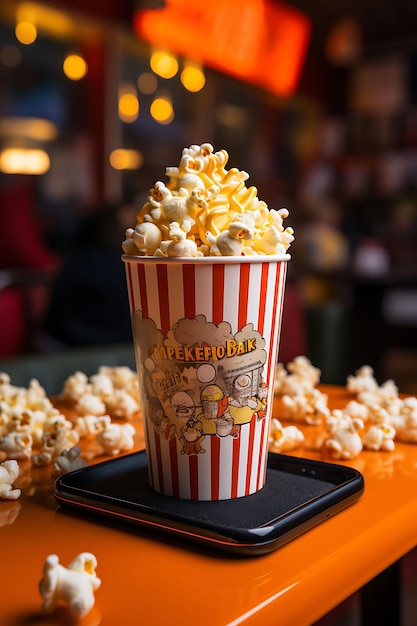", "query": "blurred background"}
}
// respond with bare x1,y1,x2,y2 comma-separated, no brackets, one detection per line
1,0,417,391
